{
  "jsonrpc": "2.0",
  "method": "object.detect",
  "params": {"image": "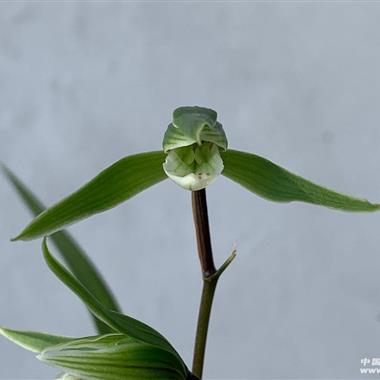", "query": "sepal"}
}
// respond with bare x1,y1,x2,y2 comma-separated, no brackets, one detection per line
222,149,380,212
